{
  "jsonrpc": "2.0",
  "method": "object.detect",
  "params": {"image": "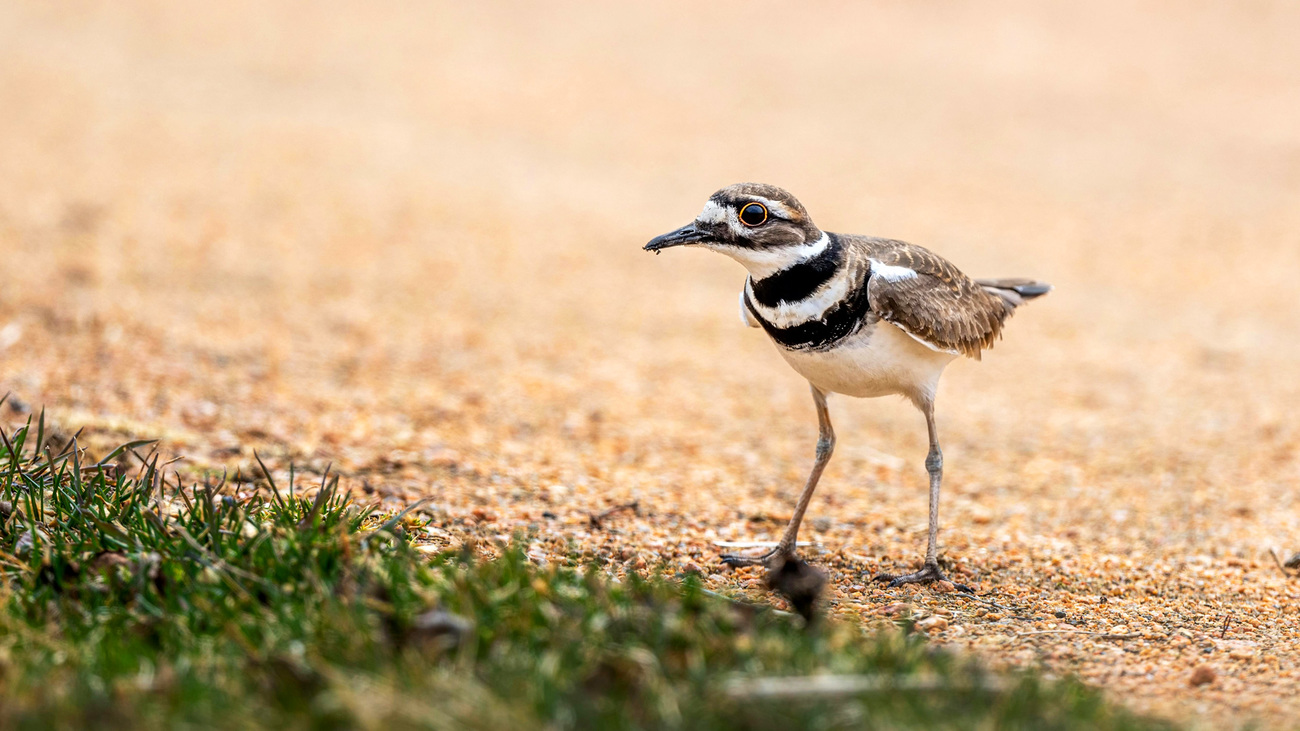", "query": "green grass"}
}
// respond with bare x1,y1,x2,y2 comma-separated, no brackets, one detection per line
0,412,1172,730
